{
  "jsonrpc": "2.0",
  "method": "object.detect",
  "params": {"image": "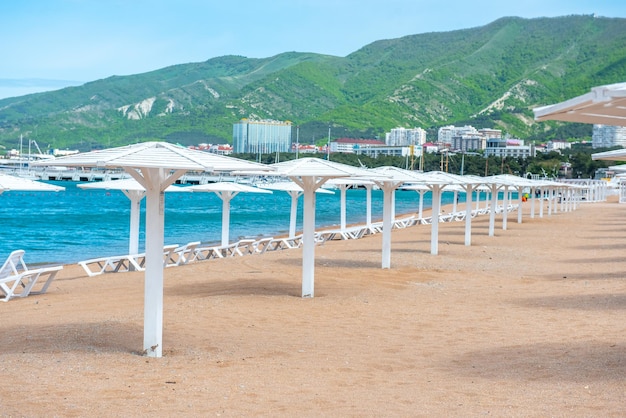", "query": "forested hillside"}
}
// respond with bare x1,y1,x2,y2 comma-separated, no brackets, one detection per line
0,15,624,151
